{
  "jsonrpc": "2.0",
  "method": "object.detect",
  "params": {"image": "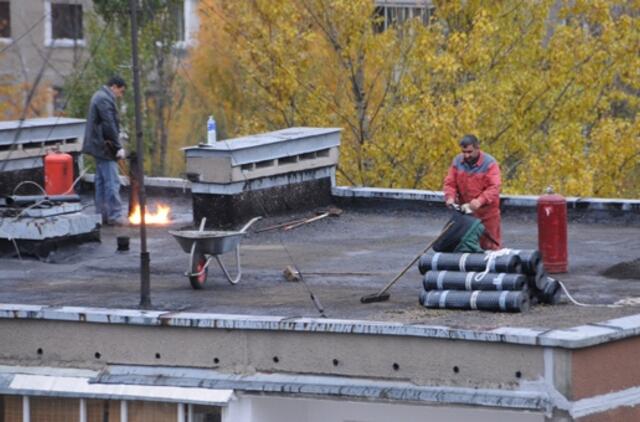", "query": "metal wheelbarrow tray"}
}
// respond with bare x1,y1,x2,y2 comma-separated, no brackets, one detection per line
169,216,261,290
